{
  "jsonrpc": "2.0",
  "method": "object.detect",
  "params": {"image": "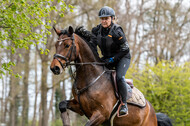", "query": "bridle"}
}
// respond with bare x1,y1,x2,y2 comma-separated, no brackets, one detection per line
53,35,76,69
53,33,105,69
